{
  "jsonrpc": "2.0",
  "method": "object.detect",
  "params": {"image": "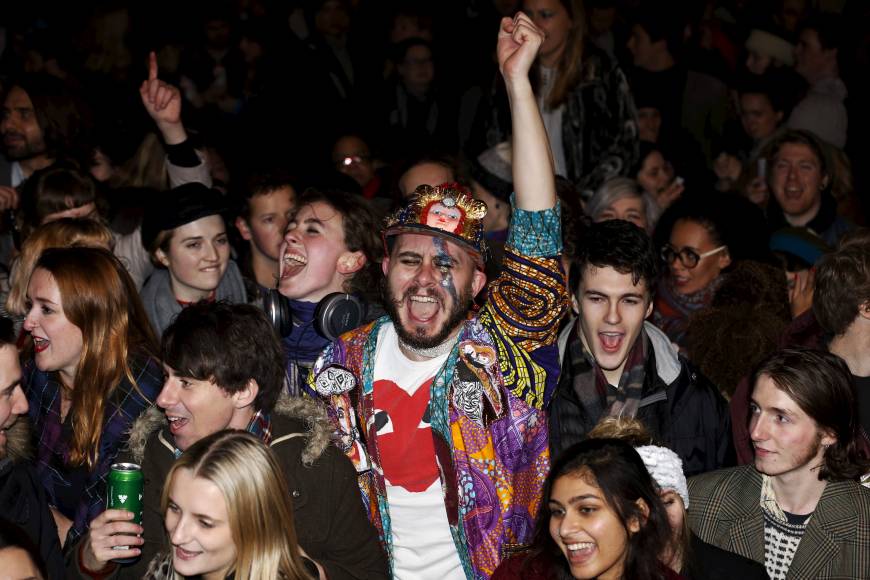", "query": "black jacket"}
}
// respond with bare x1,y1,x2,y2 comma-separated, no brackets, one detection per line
0,420,64,579
683,532,769,579
551,321,733,476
